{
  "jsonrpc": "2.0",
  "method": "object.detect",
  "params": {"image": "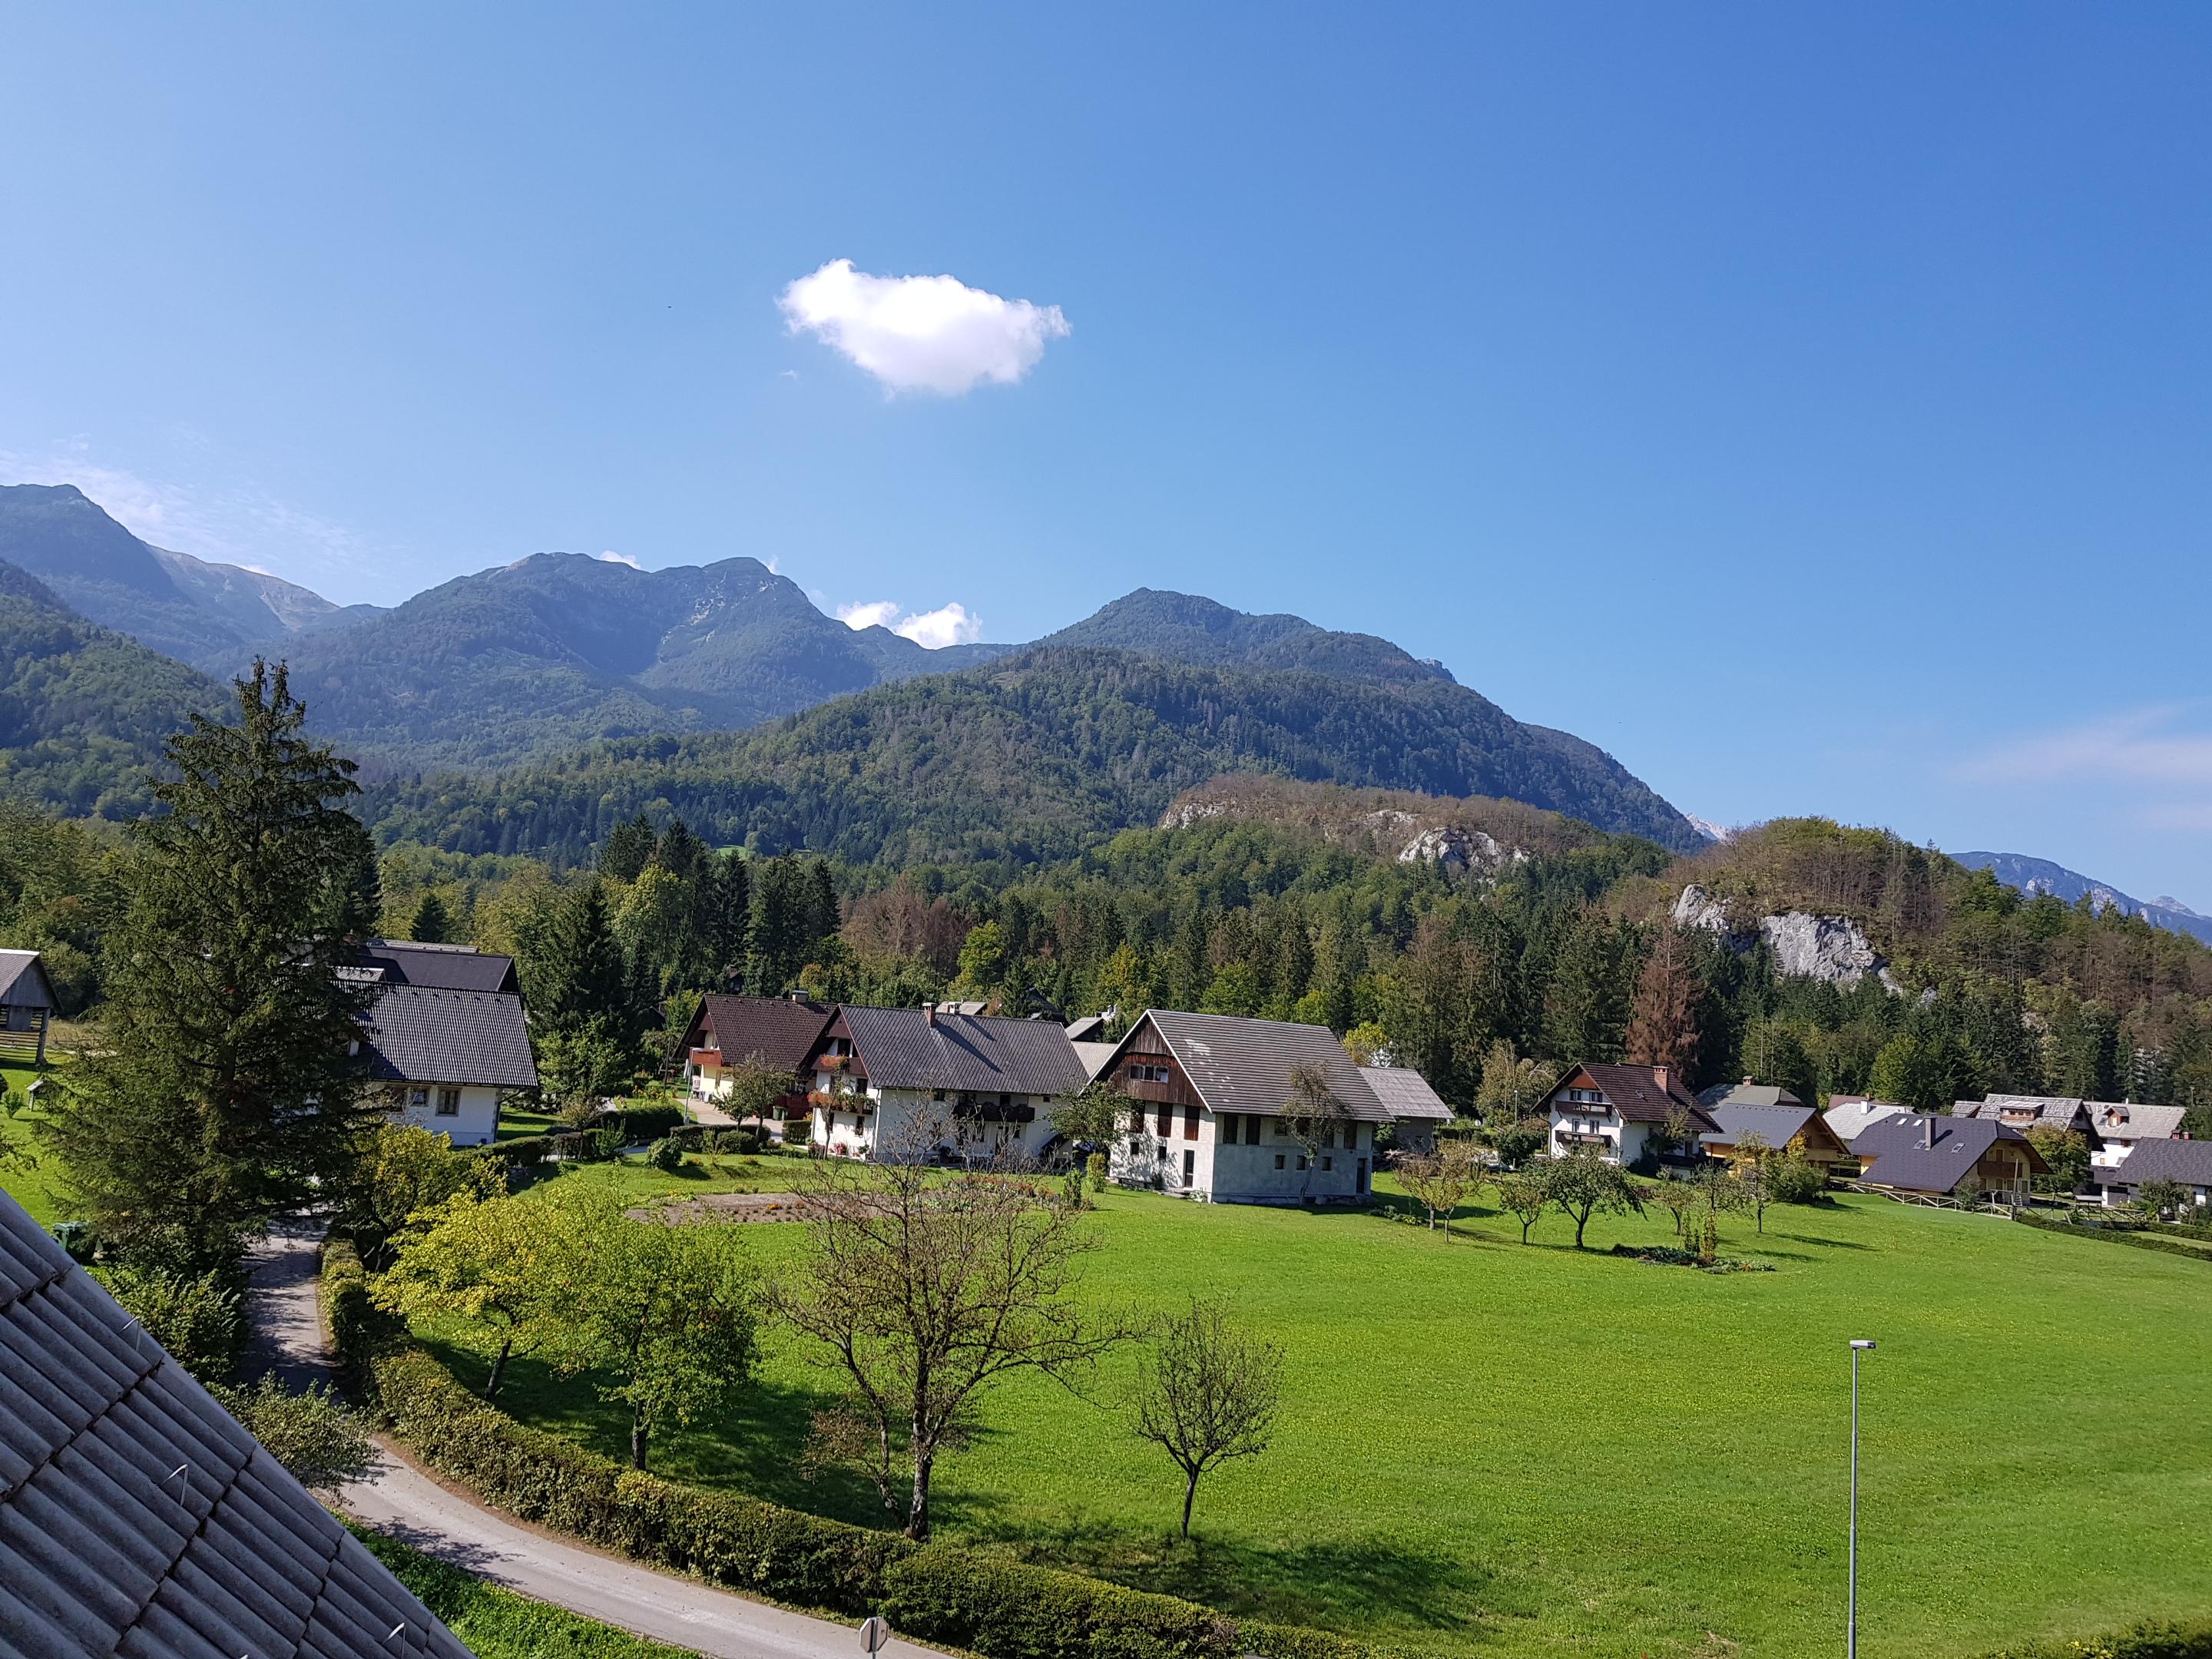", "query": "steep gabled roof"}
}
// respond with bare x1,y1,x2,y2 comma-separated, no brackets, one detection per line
1826,1098,1912,1145
1129,1010,1396,1124
0,1190,471,1657
359,986,538,1089
1696,1081,1806,1111
0,949,55,1012
2085,1101,2187,1142
841,1005,1089,1096
353,939,520,995
1556,1063,1717,1128
694,995,836,1075
1853,1113,2047,1194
